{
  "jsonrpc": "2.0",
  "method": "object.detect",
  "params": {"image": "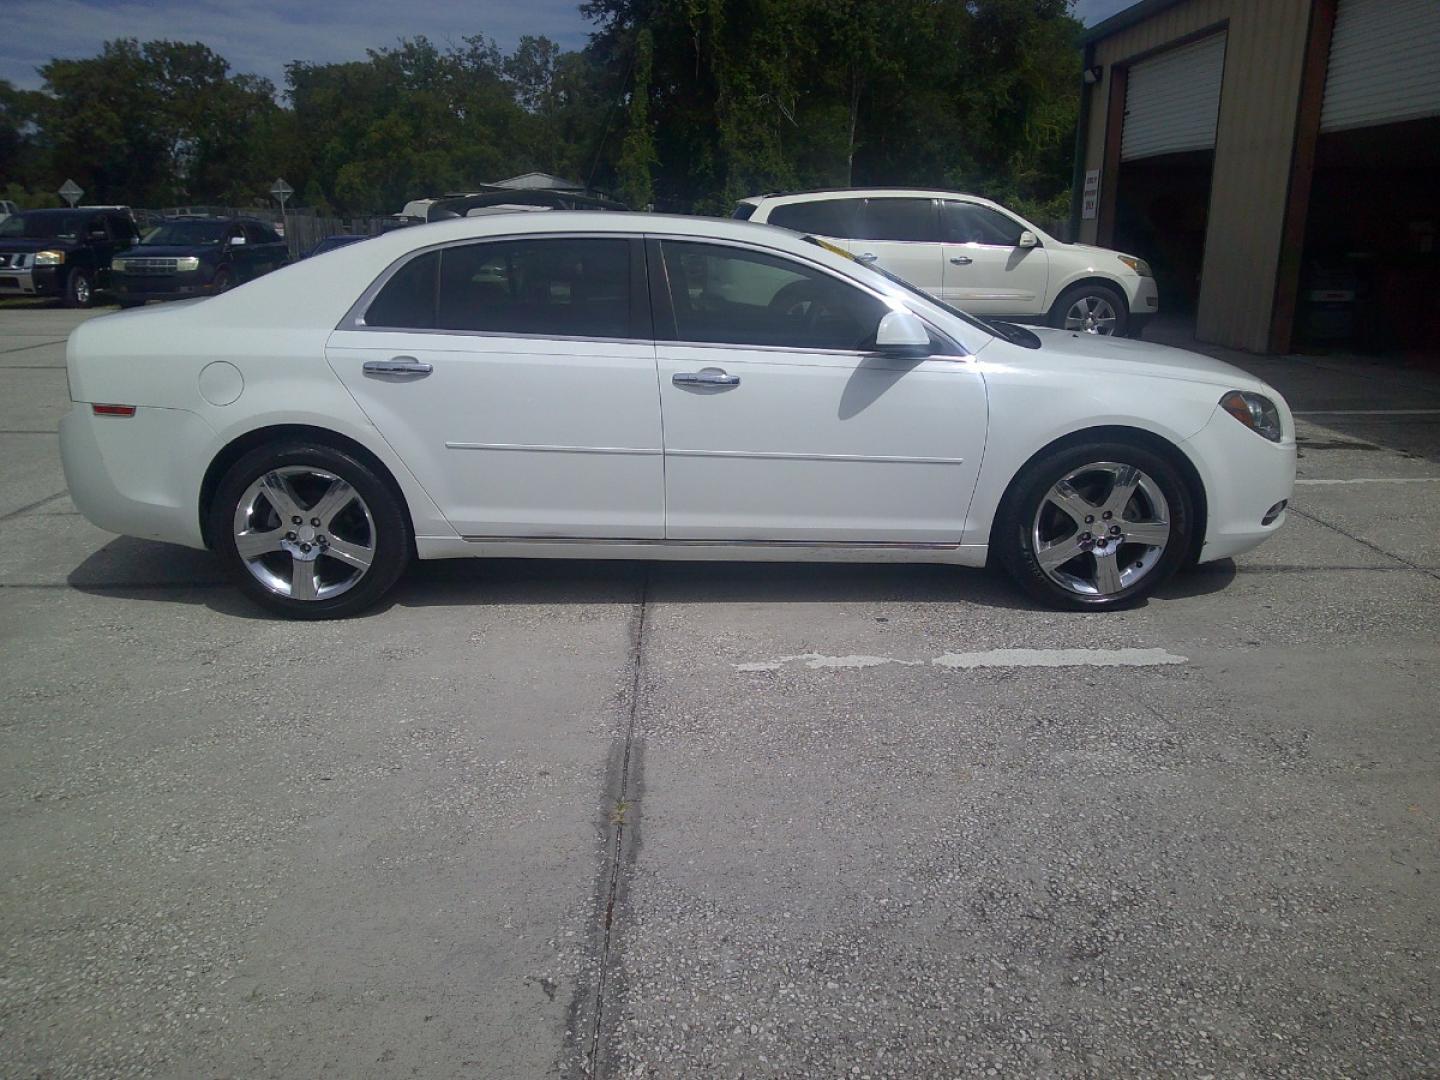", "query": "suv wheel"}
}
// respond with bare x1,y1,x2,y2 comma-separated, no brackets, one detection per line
1050,283,1127,337
63,269,93,308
